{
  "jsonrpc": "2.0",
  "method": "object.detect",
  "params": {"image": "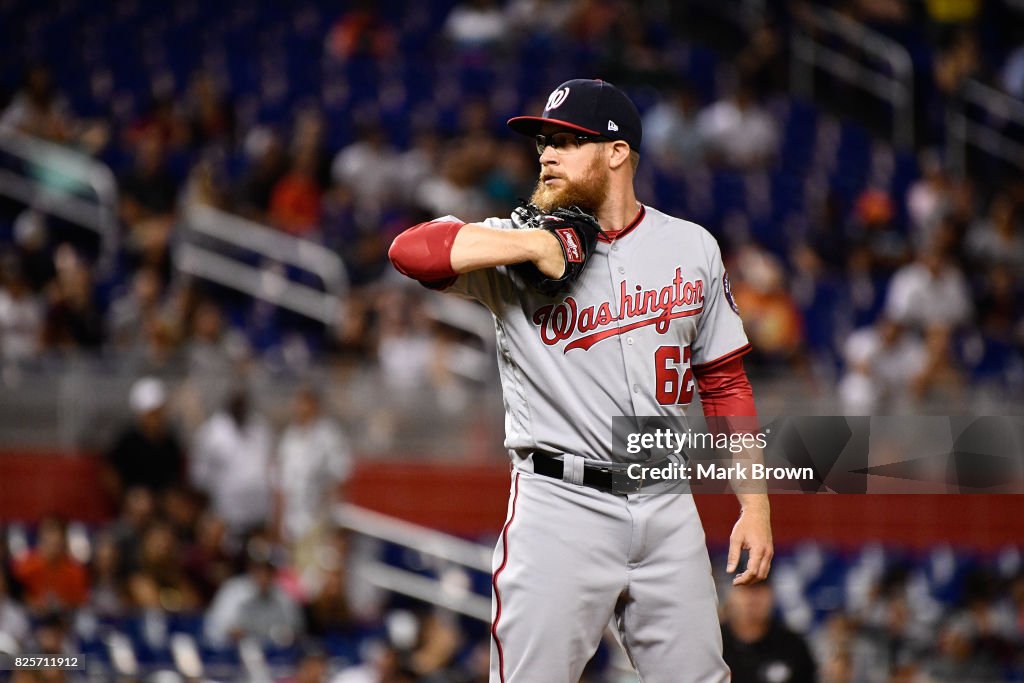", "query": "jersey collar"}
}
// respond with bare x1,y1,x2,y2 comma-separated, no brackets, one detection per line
596,205,646,243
